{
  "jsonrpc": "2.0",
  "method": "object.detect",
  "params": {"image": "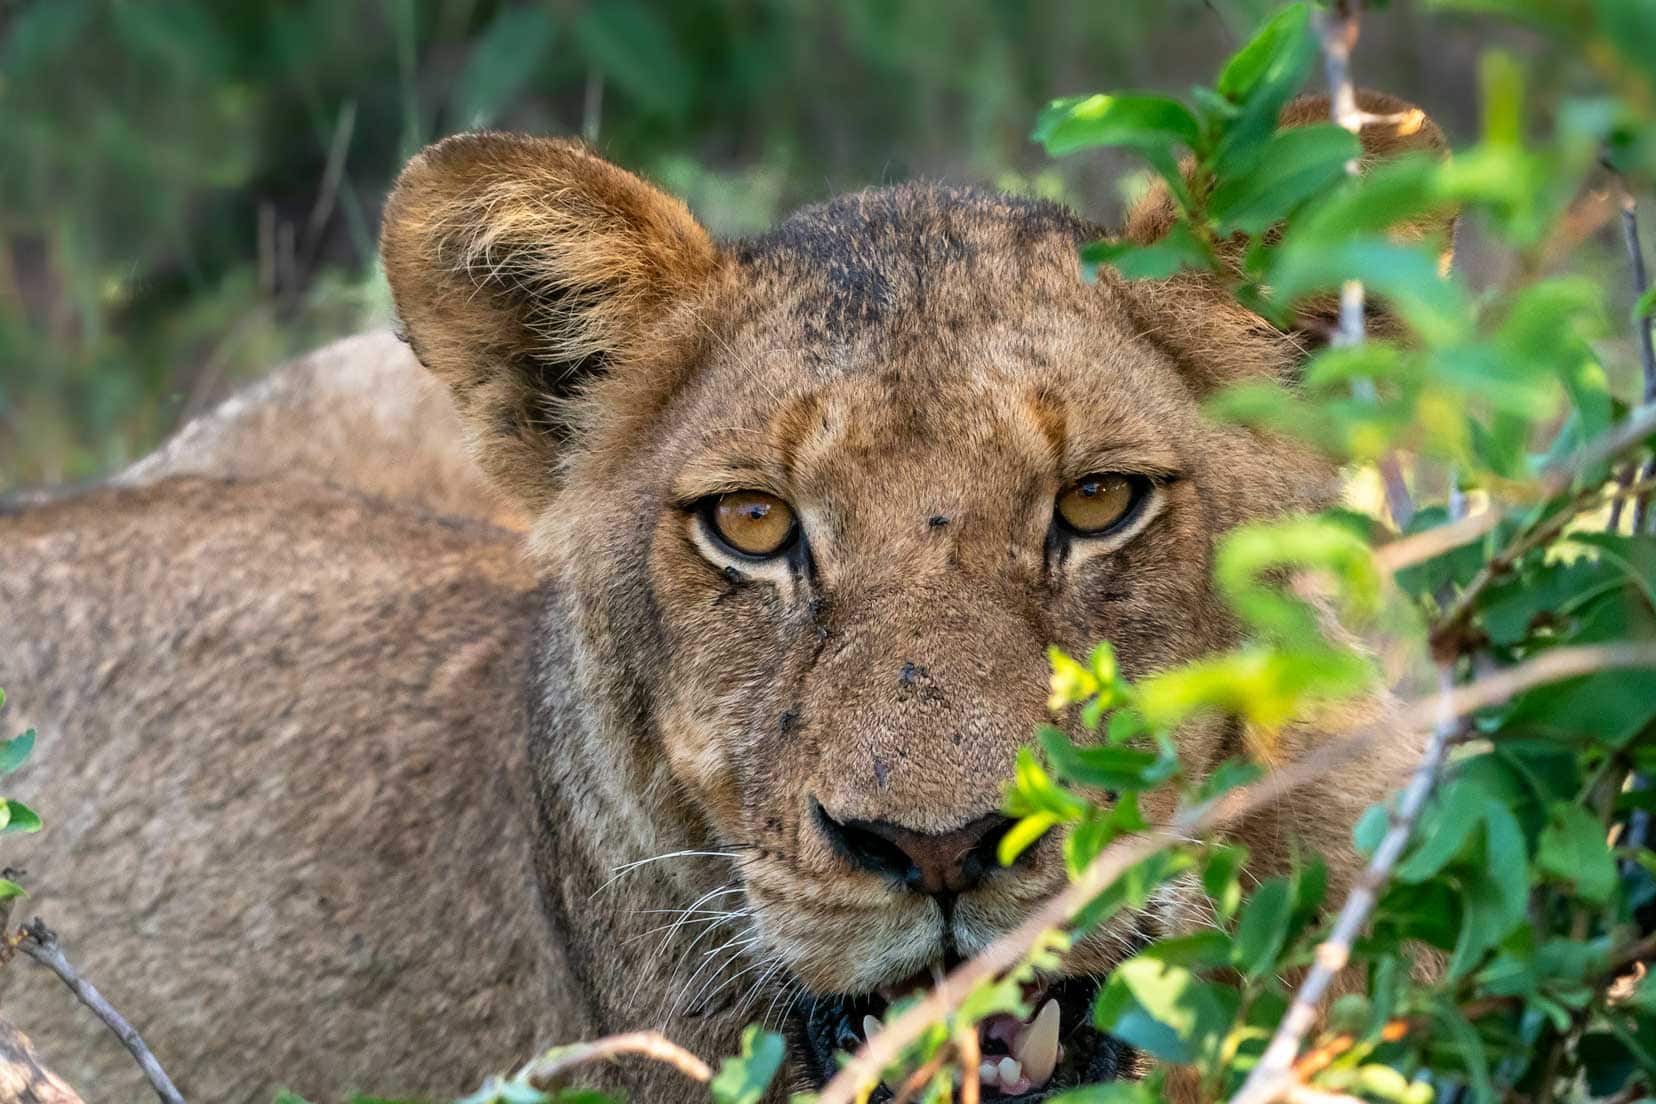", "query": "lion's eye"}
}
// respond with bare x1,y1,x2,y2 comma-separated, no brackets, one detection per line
705,491,798,559
1054,474,1145,537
